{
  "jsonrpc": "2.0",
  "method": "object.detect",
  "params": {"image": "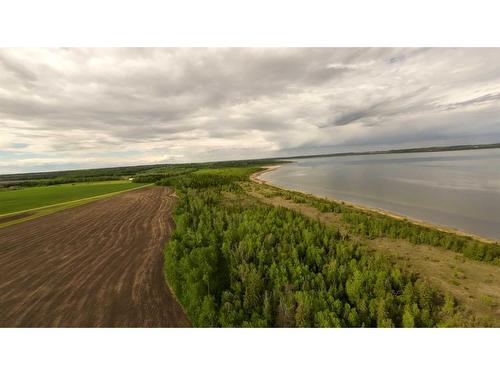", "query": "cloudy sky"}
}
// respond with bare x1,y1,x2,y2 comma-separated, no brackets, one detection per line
1,48,500,173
